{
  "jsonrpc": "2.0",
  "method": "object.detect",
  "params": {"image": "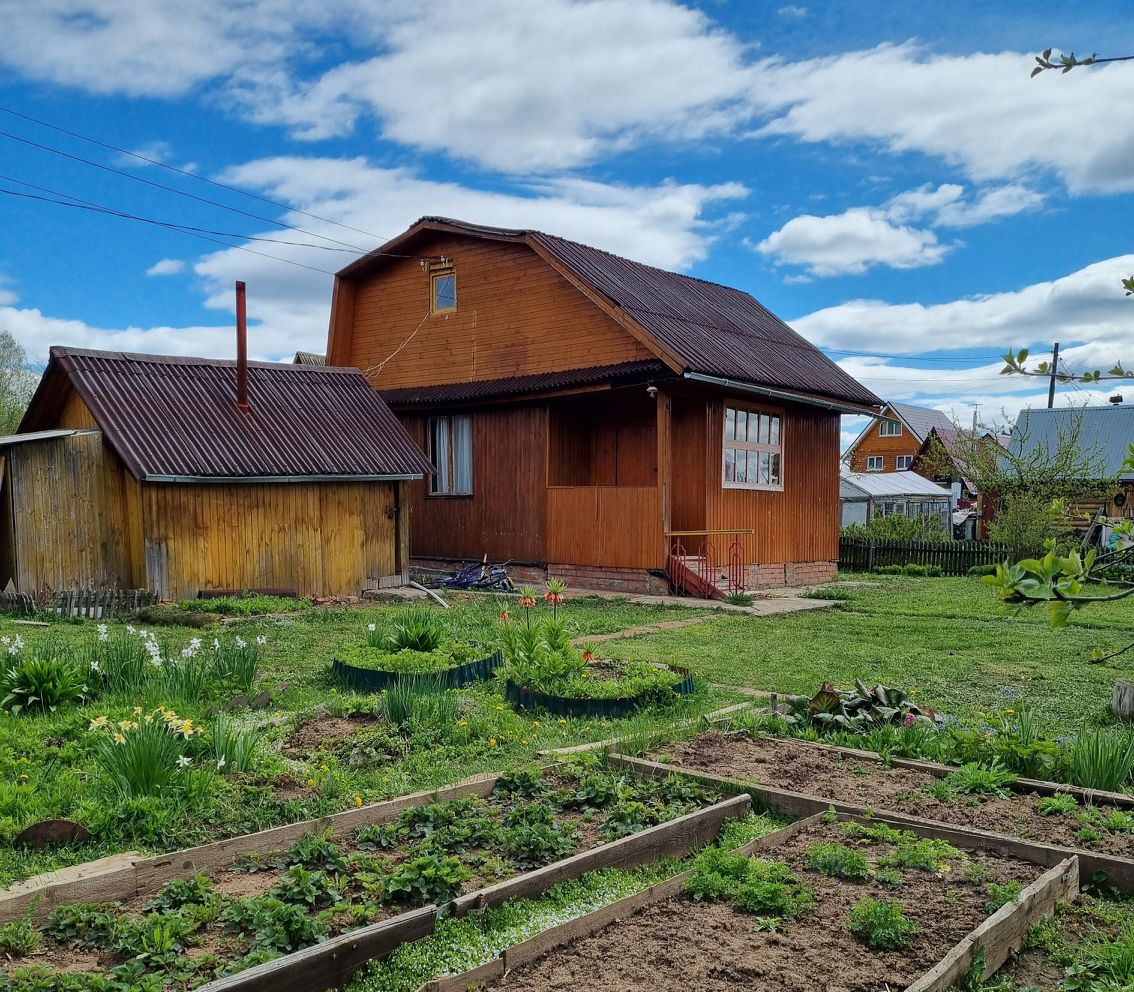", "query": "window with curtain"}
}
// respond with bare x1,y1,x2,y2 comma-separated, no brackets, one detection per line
428,414,472,495
722,404,783,491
